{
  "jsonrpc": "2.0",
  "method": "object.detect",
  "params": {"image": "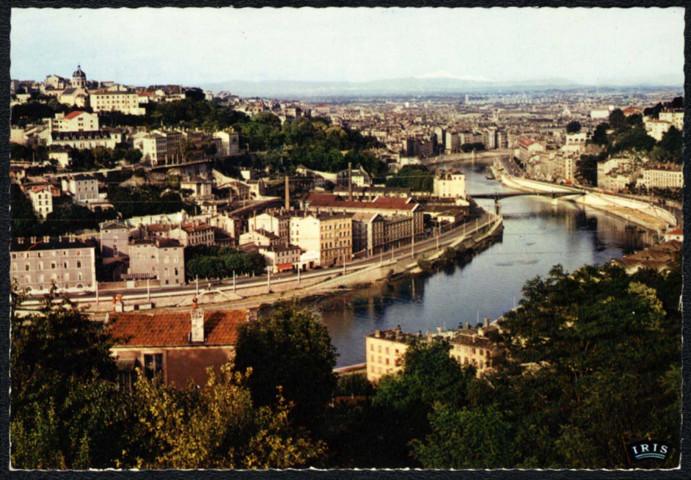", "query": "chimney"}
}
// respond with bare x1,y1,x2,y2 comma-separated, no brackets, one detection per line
374,329,381,338
284,175,290,211
484,317,490,327
112,295,117,313
465,322,470,330
190,297,204,343
115,293,124,313
348,162,353,202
